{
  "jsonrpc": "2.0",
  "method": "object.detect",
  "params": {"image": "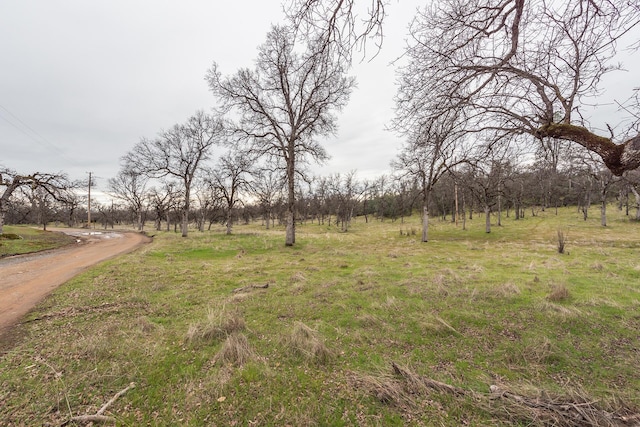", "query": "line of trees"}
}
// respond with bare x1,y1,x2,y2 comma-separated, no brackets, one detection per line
5,149,640,236
3,0,639,245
